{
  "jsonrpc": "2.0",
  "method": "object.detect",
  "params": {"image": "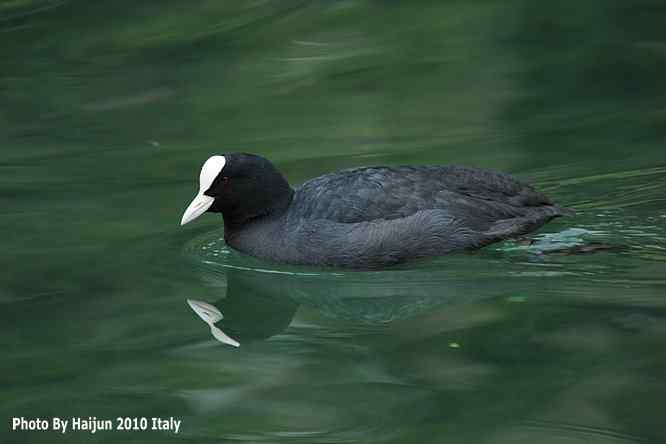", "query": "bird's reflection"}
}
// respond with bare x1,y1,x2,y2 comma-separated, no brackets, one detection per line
186,227,632,346
187,256,513,347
